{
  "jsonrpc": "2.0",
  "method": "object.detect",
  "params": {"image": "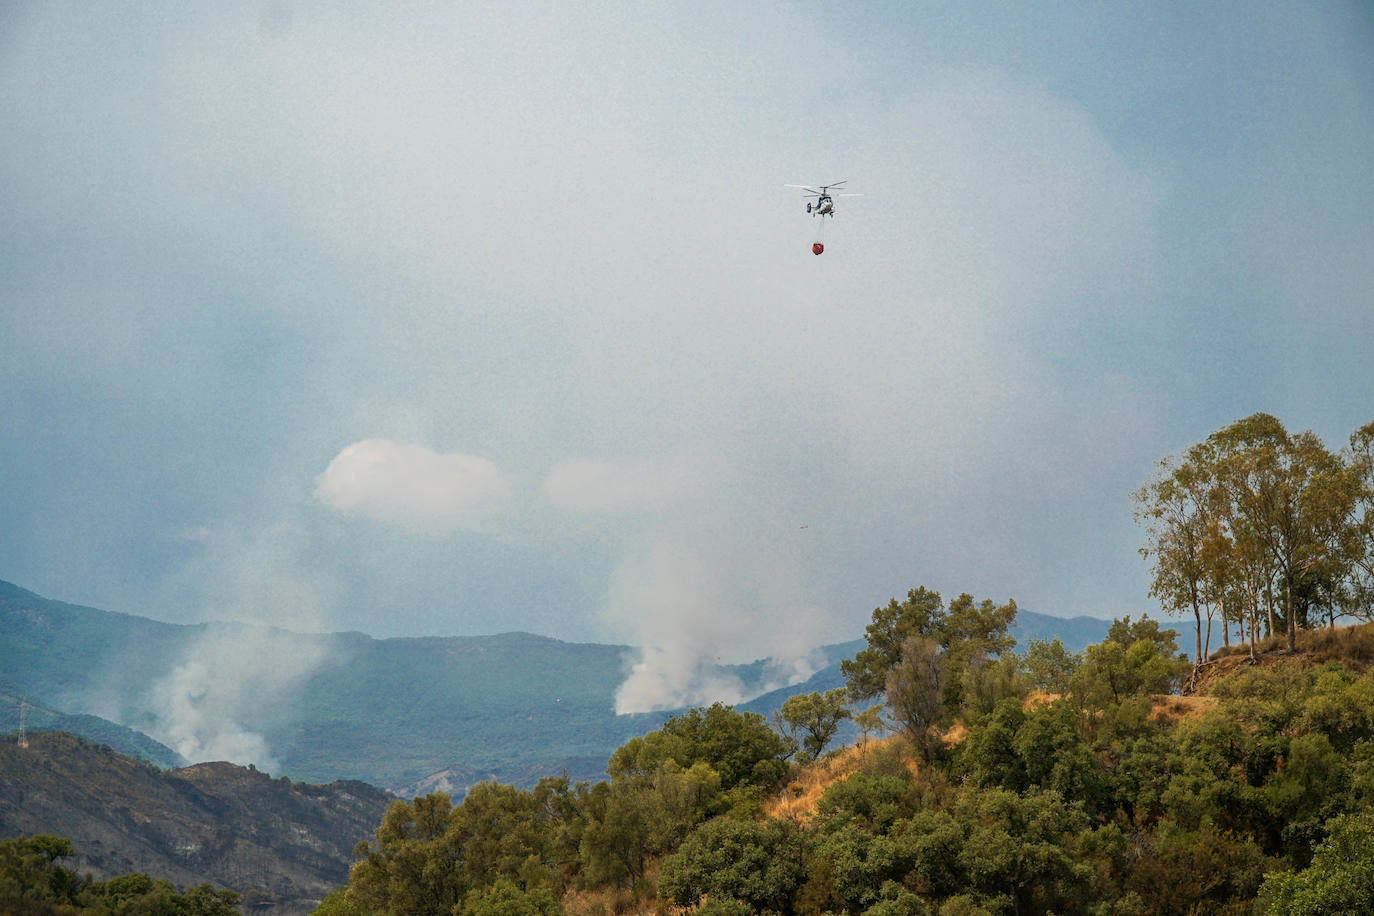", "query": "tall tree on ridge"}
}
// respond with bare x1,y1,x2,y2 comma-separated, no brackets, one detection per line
1136,441,1215,665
